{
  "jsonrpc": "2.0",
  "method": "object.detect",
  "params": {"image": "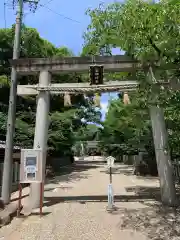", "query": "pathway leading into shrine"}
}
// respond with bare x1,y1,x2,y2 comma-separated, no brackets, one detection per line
1,156,175,240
